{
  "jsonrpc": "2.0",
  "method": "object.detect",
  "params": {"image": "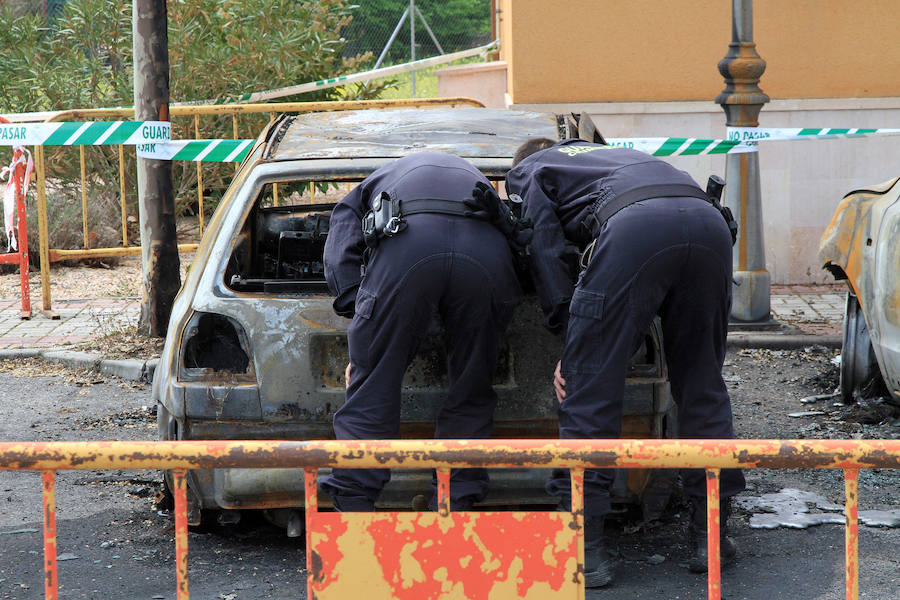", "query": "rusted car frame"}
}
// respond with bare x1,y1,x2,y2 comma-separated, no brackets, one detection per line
153,108,676,527
819,176,900,405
